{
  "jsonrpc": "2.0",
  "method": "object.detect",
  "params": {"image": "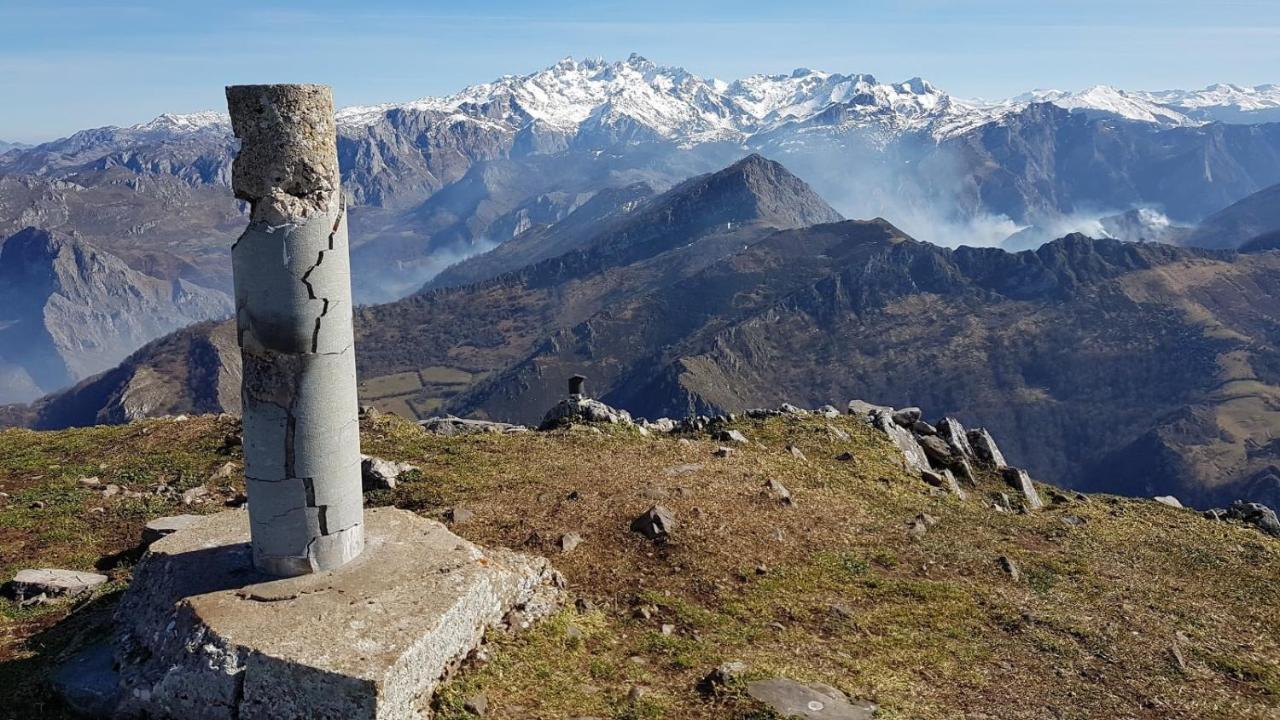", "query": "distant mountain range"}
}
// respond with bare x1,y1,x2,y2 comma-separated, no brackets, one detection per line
2,55,1280,408
10,154,1280,515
